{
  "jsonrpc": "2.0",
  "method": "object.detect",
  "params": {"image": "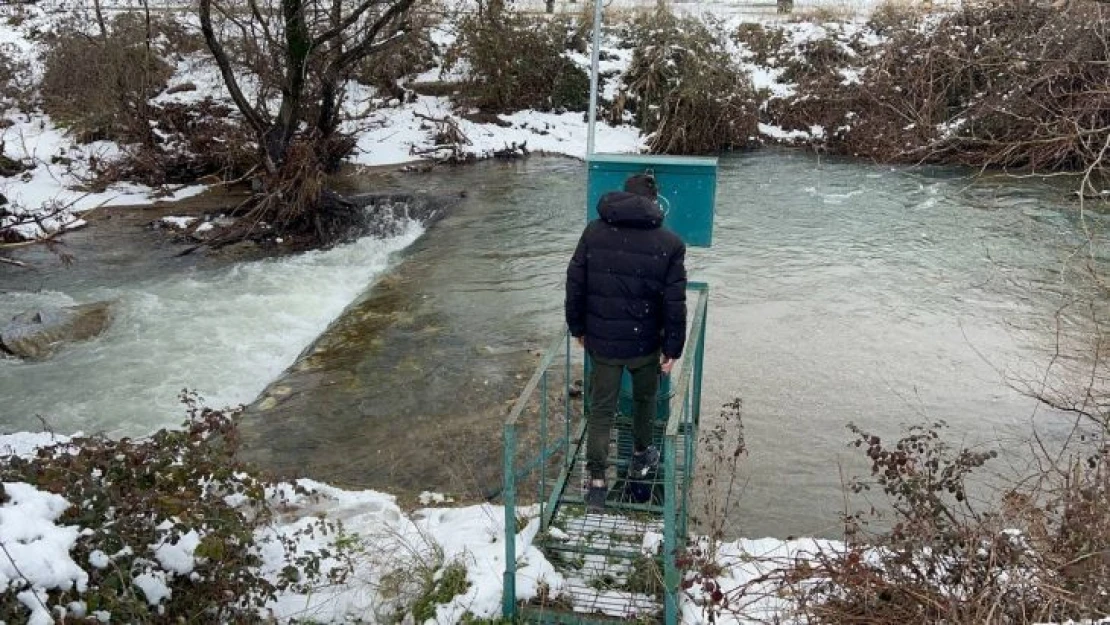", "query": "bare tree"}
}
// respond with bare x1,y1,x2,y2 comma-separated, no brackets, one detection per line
198,0,416,240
